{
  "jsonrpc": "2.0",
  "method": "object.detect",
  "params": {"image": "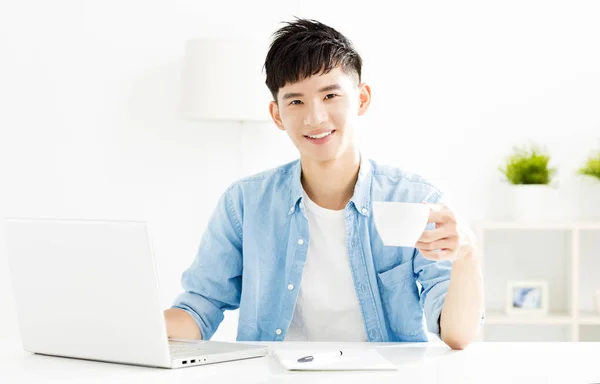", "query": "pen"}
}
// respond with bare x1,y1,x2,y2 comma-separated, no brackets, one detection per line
297,350,343,363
